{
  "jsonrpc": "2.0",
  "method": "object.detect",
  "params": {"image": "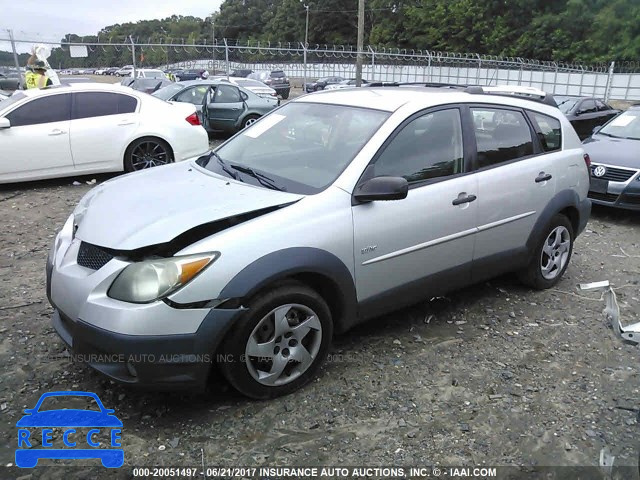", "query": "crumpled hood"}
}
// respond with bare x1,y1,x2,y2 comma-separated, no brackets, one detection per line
74,162,303,250
583,135,640,170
